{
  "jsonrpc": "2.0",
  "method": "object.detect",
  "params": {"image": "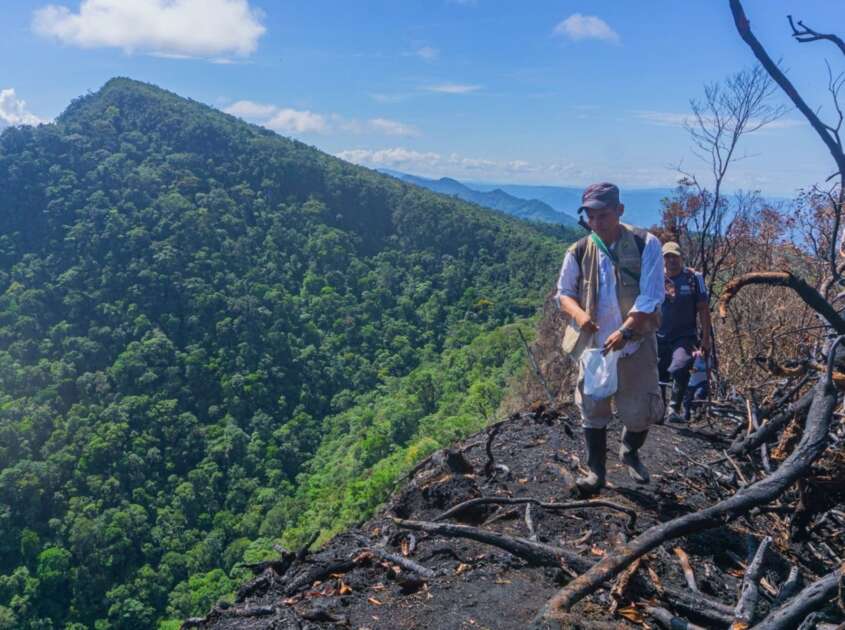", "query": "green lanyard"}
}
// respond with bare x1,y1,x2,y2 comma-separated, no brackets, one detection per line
590,232,641,282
